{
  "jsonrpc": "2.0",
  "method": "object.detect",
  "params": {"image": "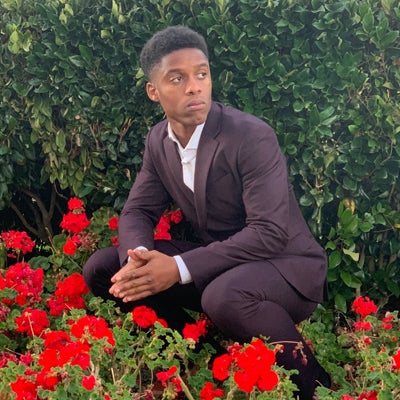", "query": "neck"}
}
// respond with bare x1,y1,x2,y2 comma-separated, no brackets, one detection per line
170,124,196,148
